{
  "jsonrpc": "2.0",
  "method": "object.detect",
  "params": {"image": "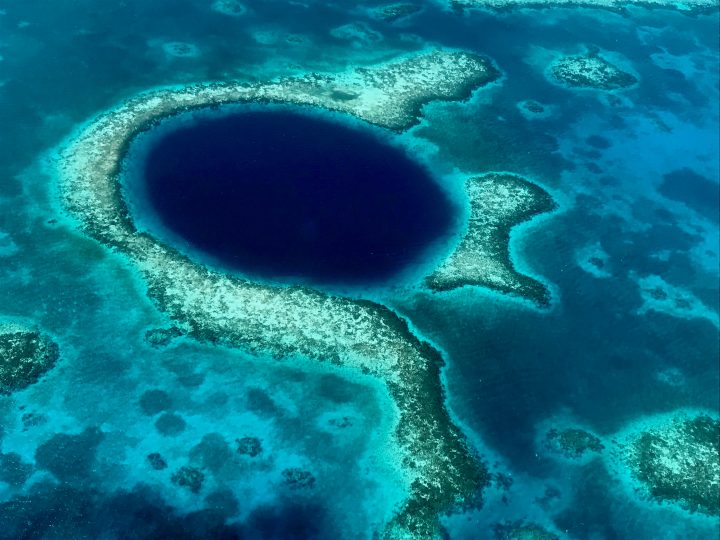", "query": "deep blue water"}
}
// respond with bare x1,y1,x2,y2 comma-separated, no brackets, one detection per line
138,110,455,285
0,1,718,539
